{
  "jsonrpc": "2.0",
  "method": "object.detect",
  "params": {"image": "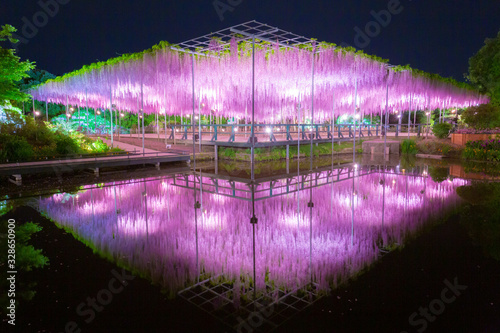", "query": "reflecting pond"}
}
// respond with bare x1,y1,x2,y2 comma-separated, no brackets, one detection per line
3,154,500,332
31,162,468,330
